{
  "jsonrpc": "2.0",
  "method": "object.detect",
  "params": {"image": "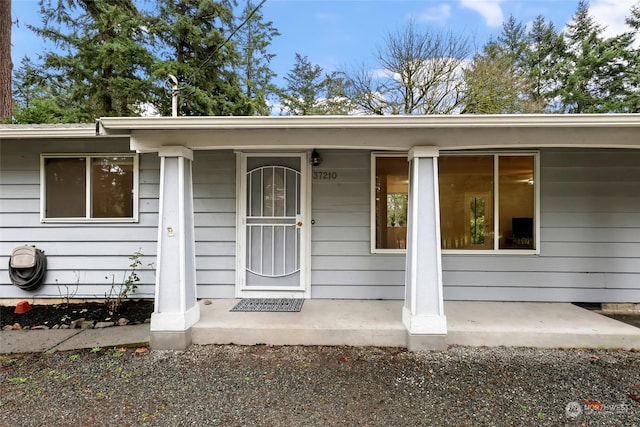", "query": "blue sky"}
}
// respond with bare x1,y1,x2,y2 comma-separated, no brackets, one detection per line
10,0,639,87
